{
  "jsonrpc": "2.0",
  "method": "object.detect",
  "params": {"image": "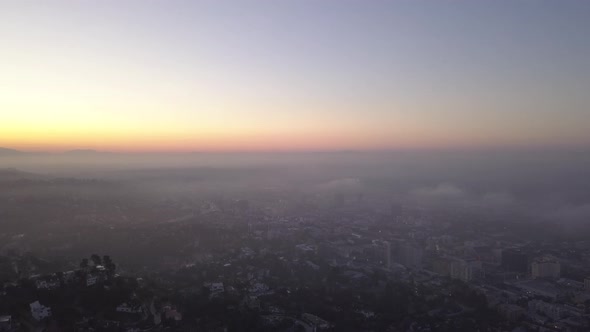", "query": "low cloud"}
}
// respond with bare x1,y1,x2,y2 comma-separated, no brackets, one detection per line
546,204,590,223
408,183,516,209
317,177,362,191
411,183,465,200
